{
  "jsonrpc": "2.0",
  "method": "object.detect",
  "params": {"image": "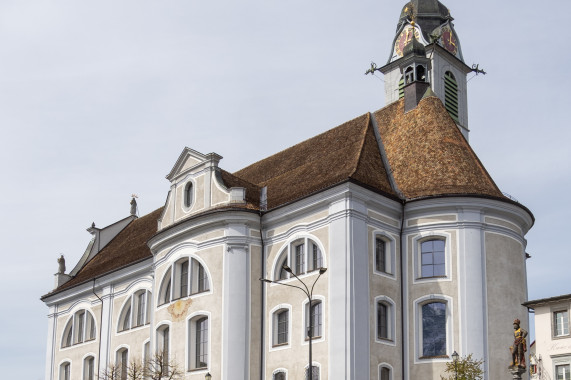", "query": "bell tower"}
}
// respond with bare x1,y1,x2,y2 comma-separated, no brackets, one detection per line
379,0,472,140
